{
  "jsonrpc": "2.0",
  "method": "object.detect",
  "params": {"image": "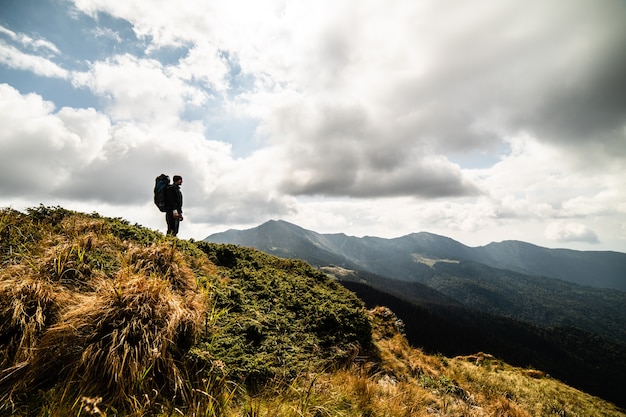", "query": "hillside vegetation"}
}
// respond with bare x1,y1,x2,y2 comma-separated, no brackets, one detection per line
206,219,626,407
1,206,623,416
